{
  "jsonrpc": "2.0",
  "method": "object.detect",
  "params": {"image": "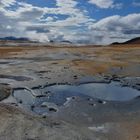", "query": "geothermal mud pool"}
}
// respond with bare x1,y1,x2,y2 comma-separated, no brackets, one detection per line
2,80,139,115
